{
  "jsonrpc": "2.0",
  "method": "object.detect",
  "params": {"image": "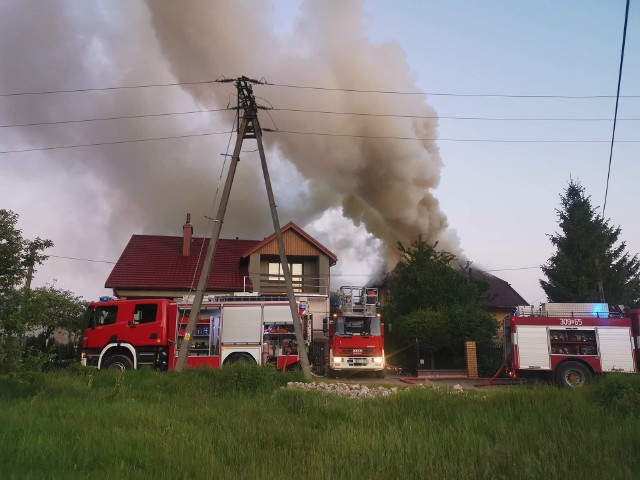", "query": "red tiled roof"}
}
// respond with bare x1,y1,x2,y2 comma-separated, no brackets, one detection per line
105,235,259,291
242,221,338,265
474,271,528,308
